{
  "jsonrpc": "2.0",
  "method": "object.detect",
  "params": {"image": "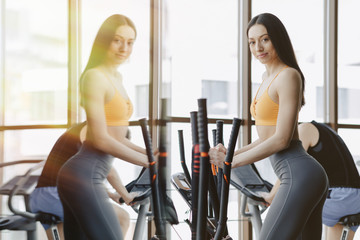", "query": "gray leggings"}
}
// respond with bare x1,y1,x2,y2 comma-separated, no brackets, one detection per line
57,142,123,240
259,140,328,240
